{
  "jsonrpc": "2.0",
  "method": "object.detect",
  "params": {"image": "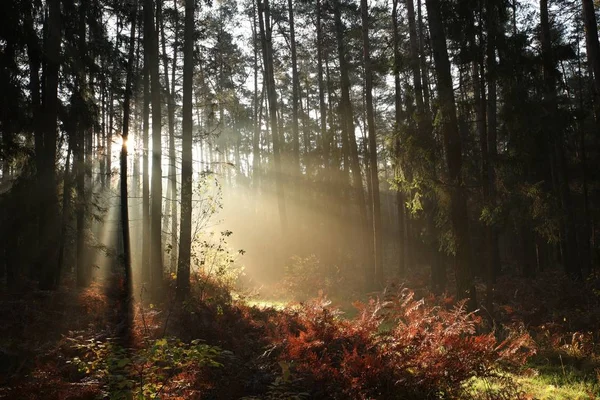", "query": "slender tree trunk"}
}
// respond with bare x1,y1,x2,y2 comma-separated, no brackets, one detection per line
252,0,261,189
316,0,328,167
582,0,600,122
160,0,178,272
361,0,383,287
119,1,137,339
392,0,406,277
426,0,476,308
170,0,179,272
177,0,194,299
333,0,369,275
142,7,151,283
258,0,288,230
485,0,500,297
417,0,431,115
39,0,61,290
57,145,72,282
76,0,89,287
288,0,300,173
145,0,164,291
